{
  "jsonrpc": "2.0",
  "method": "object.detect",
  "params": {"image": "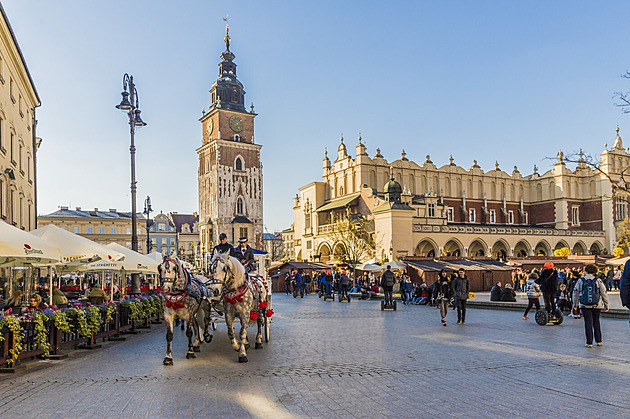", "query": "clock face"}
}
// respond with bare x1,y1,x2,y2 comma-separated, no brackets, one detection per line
229,115,244,133
206,119,213,136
